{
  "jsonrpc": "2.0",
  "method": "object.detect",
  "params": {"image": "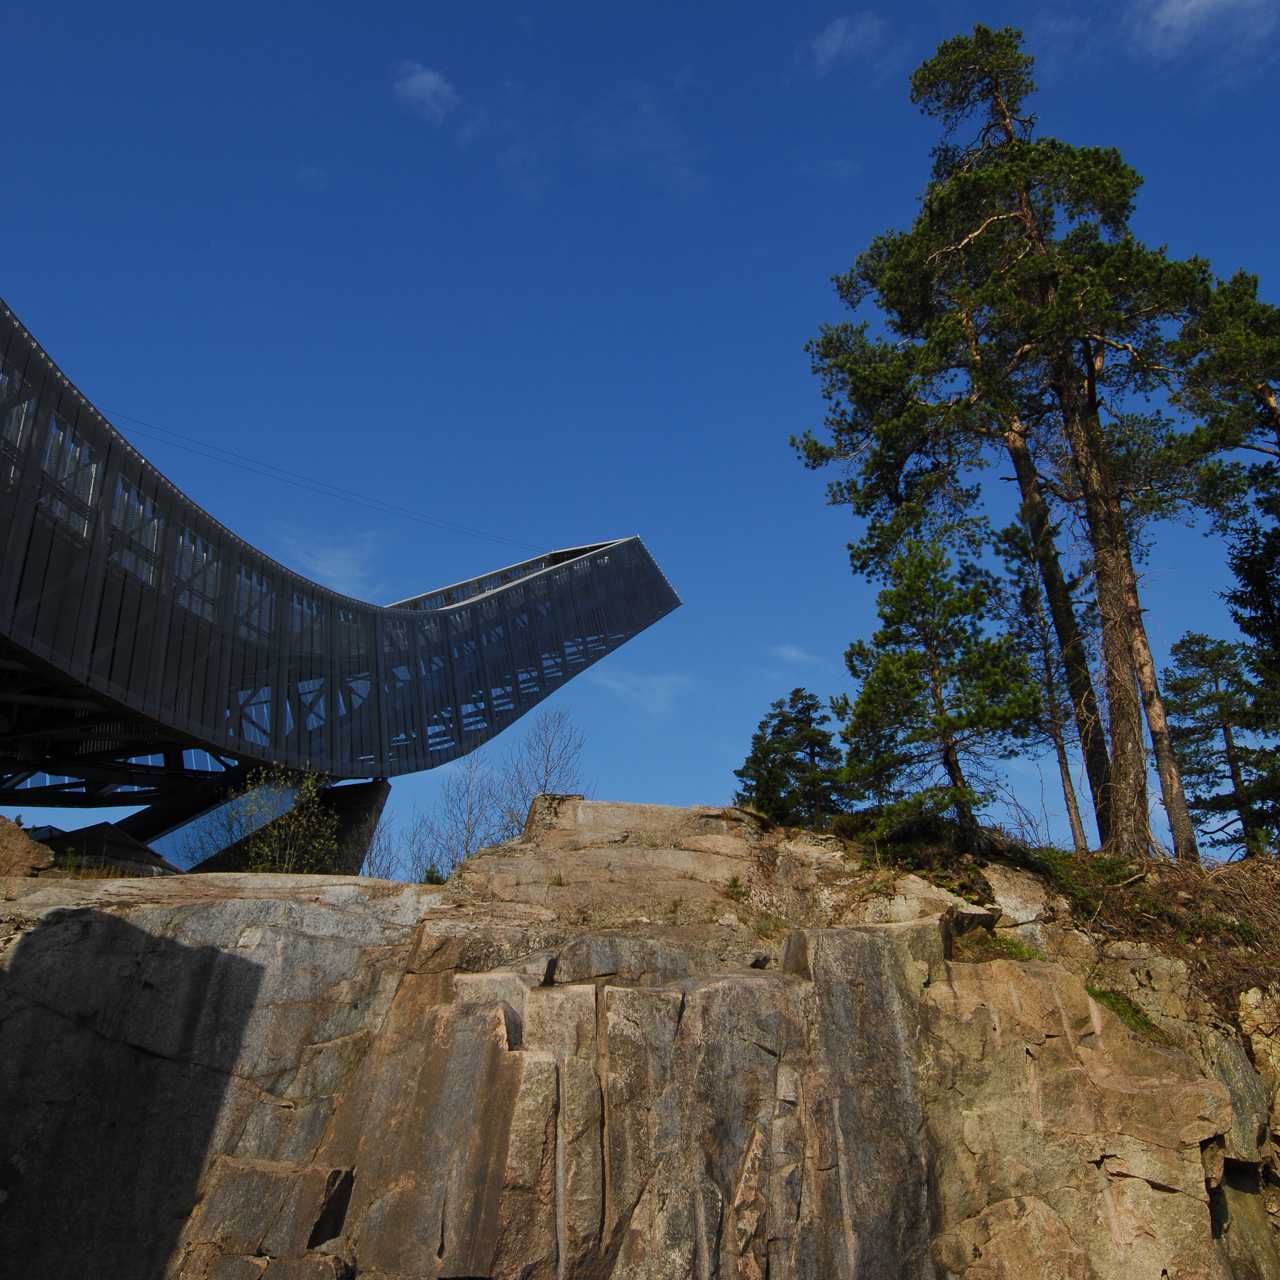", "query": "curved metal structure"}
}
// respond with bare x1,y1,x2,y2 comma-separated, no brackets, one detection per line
0,299,680,836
